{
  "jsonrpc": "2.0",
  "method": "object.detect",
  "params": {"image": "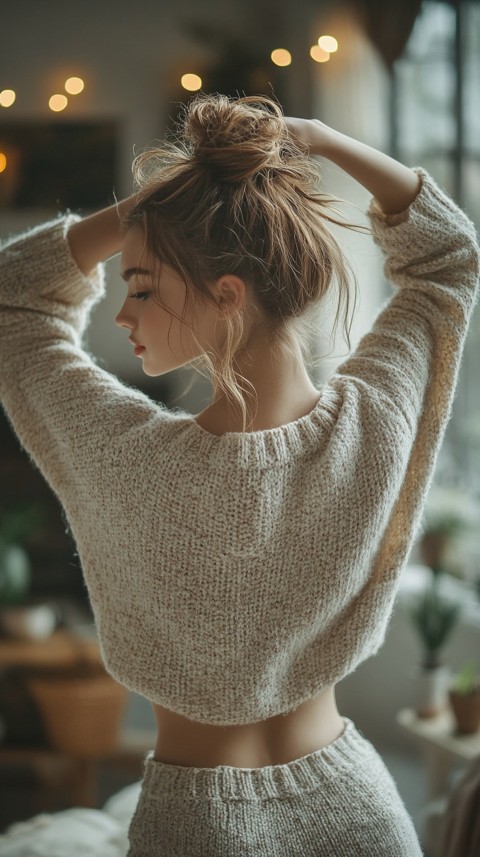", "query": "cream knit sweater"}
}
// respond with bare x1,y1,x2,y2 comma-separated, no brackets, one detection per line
0,167,479,725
